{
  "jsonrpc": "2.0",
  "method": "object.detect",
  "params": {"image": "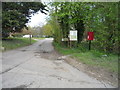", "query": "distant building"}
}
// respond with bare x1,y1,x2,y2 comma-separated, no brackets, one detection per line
23,35,32,38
